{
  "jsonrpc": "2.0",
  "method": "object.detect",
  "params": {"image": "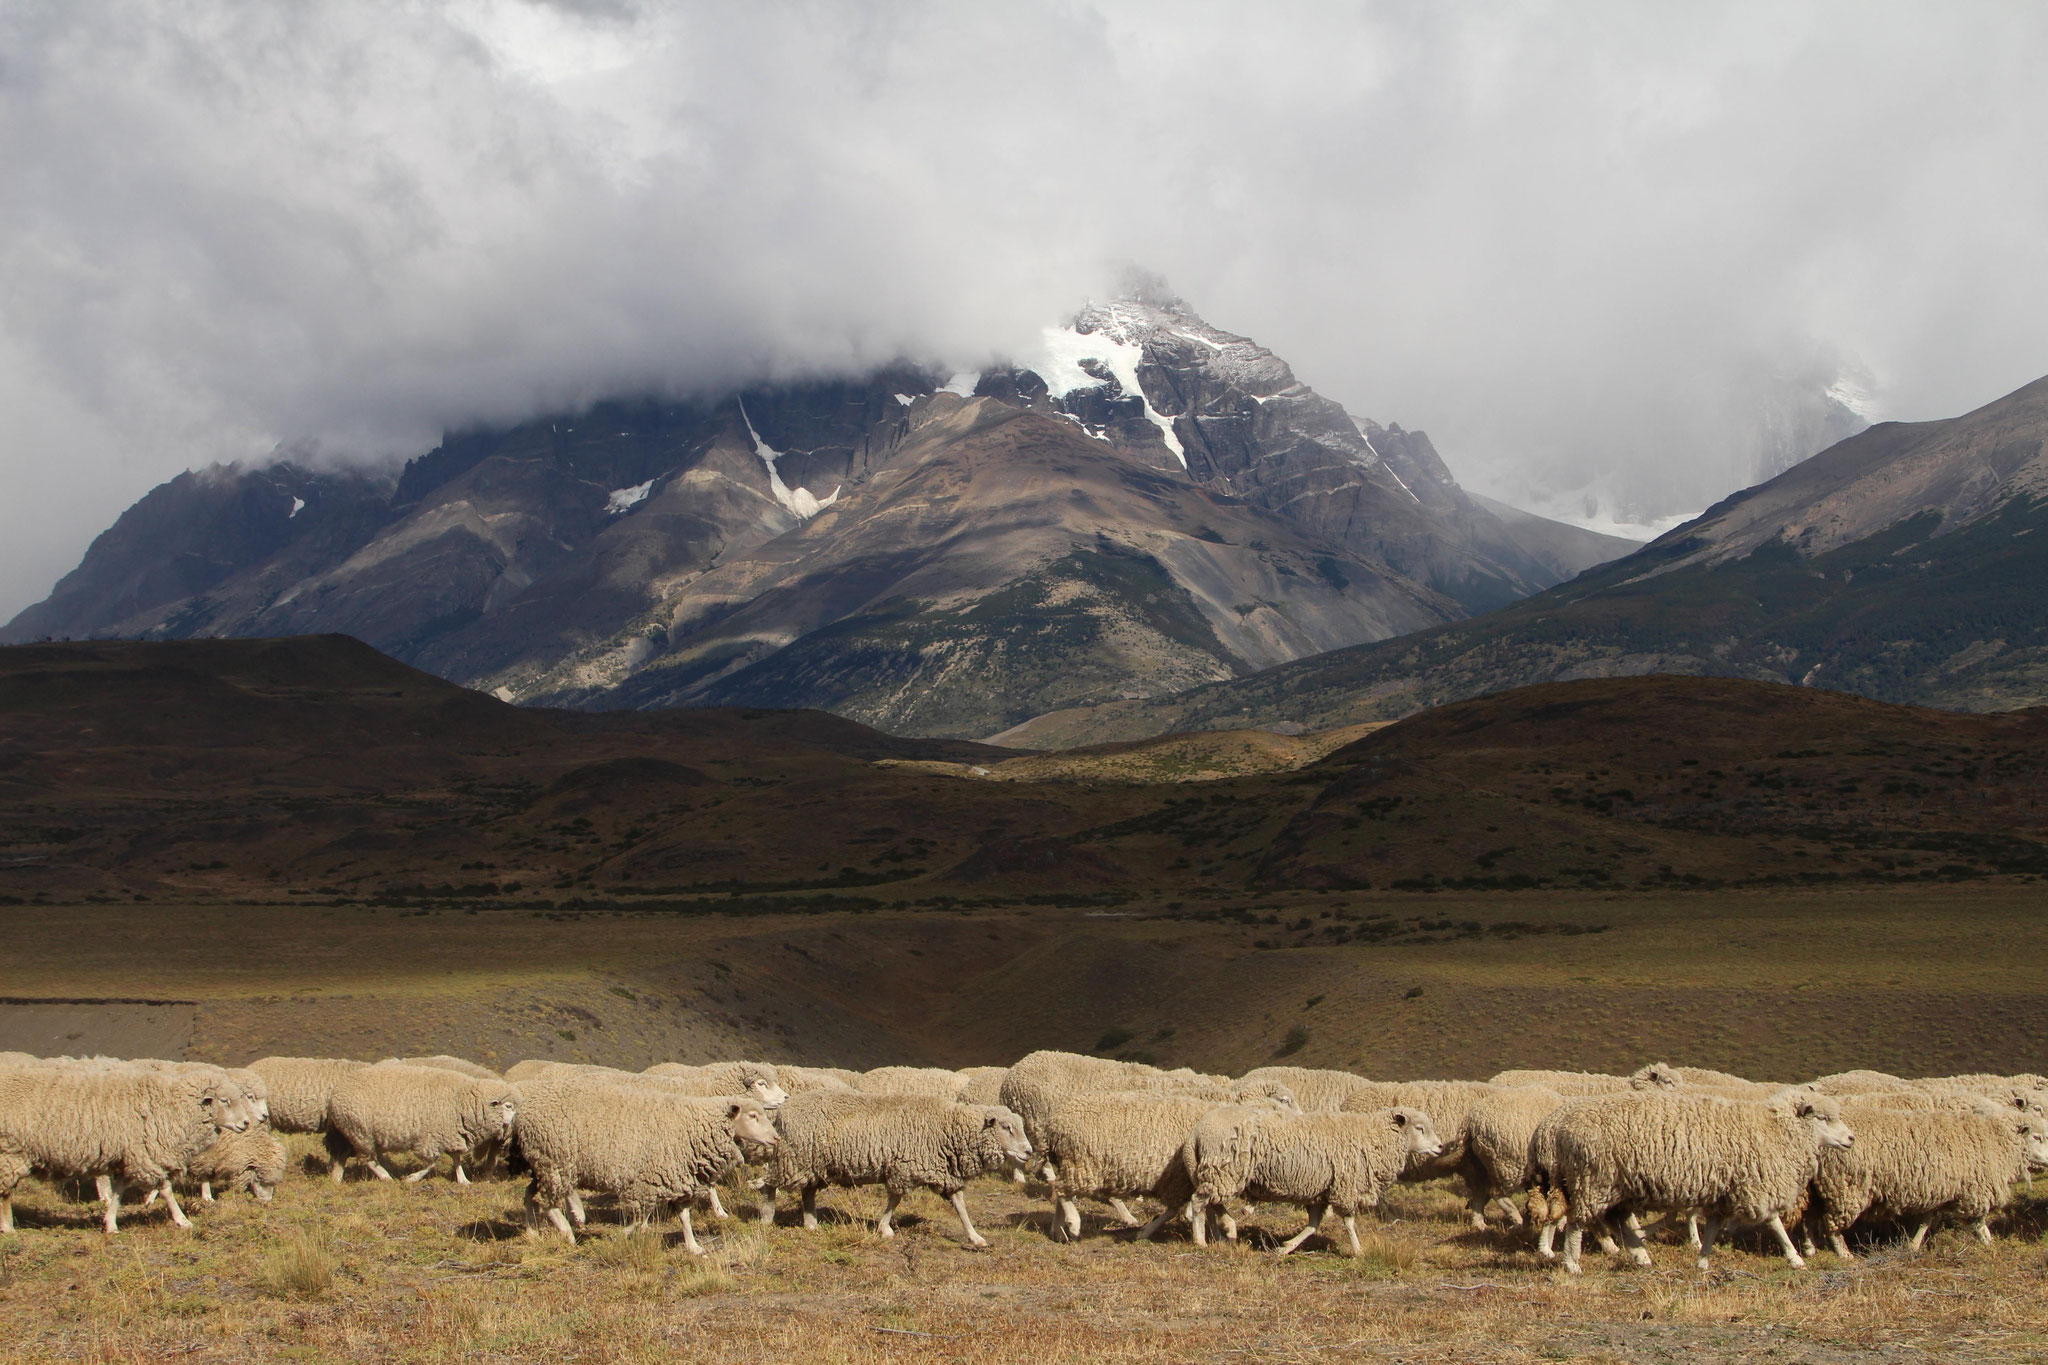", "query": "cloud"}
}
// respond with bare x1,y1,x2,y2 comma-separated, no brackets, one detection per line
3,0,2046,616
